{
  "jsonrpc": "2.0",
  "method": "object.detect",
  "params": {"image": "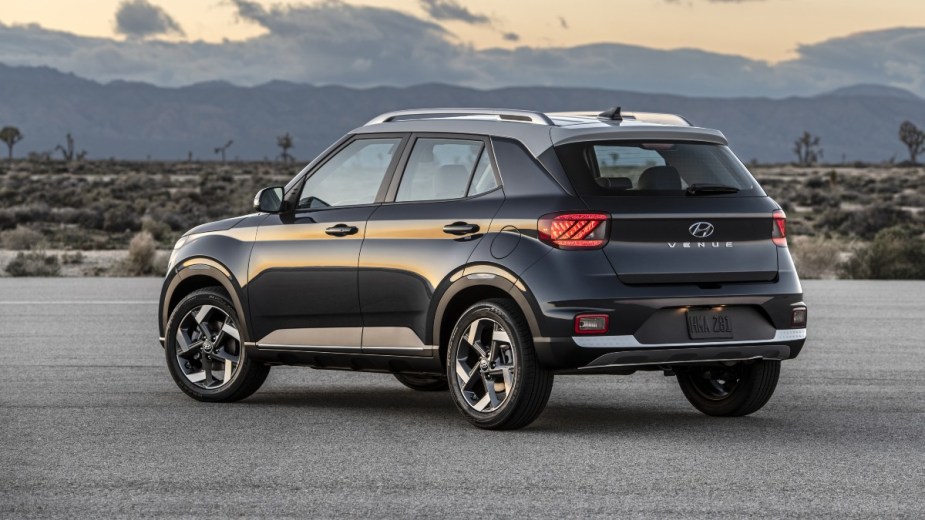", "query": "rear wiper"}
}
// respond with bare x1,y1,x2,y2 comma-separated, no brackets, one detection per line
686,183,740,195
